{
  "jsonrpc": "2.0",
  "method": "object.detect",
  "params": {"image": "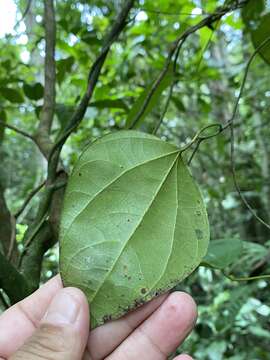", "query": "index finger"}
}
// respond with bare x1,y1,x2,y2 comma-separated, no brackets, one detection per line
0,275,62,358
